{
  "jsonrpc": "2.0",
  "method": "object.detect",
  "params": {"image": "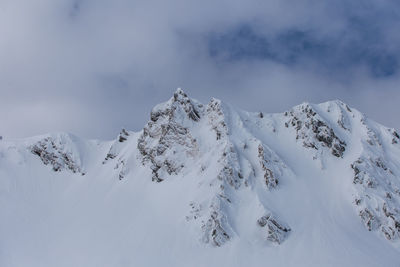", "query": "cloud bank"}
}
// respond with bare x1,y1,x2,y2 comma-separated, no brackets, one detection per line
1,0,400,139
